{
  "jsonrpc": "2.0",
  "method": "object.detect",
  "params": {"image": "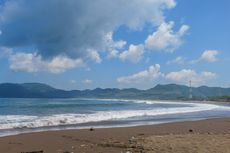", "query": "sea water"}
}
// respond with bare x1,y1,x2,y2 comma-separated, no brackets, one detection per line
0,98,230,137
